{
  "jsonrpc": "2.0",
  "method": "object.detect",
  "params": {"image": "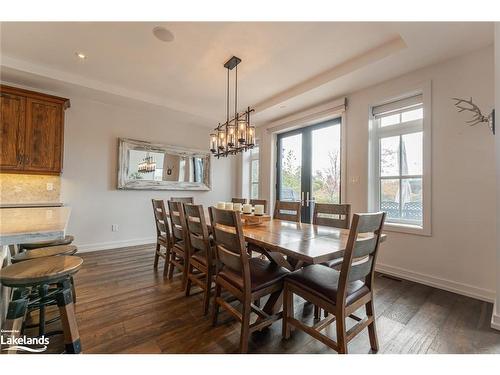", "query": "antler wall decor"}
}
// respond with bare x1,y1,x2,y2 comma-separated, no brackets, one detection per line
452,97,495,134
